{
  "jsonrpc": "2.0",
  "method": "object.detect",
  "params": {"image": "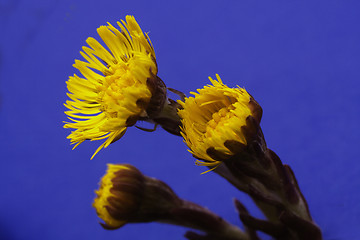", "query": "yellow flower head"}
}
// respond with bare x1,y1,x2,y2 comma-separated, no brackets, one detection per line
178,74,259,168
93,164,144,229
93,164,183,229
64,16,157,159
